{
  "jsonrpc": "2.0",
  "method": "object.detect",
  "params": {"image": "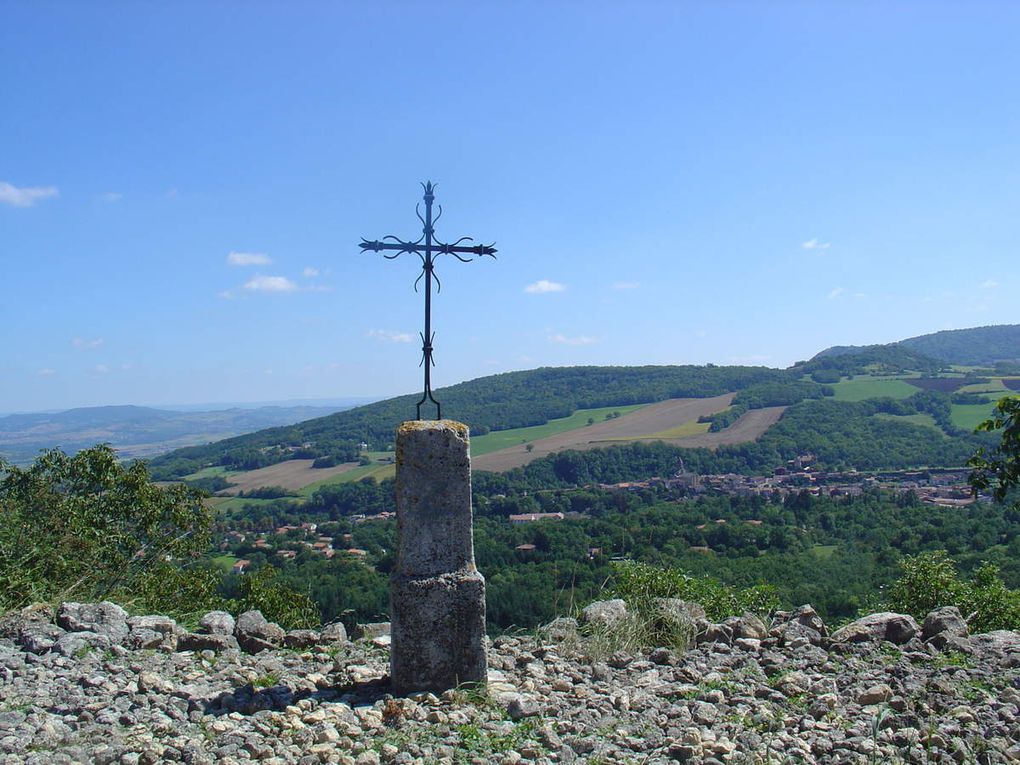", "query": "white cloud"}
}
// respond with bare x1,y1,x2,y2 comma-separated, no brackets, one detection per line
217,290,235,300
612,281,640,290
525,279,566,294
368,329,413,343
93,364,109,375
303,267,320,278
548,333,598,346
981,279,999,289
228,251,272,266
0,181,59,207
802,238,831,251
71,337,105,350
100,192,123,203
827,287,845,300
36,368,56,376
243,275,297,293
